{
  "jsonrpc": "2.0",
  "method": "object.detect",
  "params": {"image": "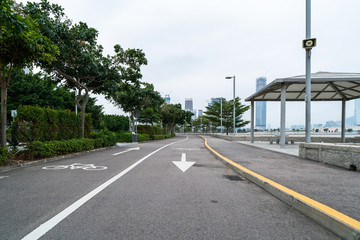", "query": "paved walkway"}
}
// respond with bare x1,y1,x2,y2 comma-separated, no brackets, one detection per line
237,141,299,156
204,135,360,223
